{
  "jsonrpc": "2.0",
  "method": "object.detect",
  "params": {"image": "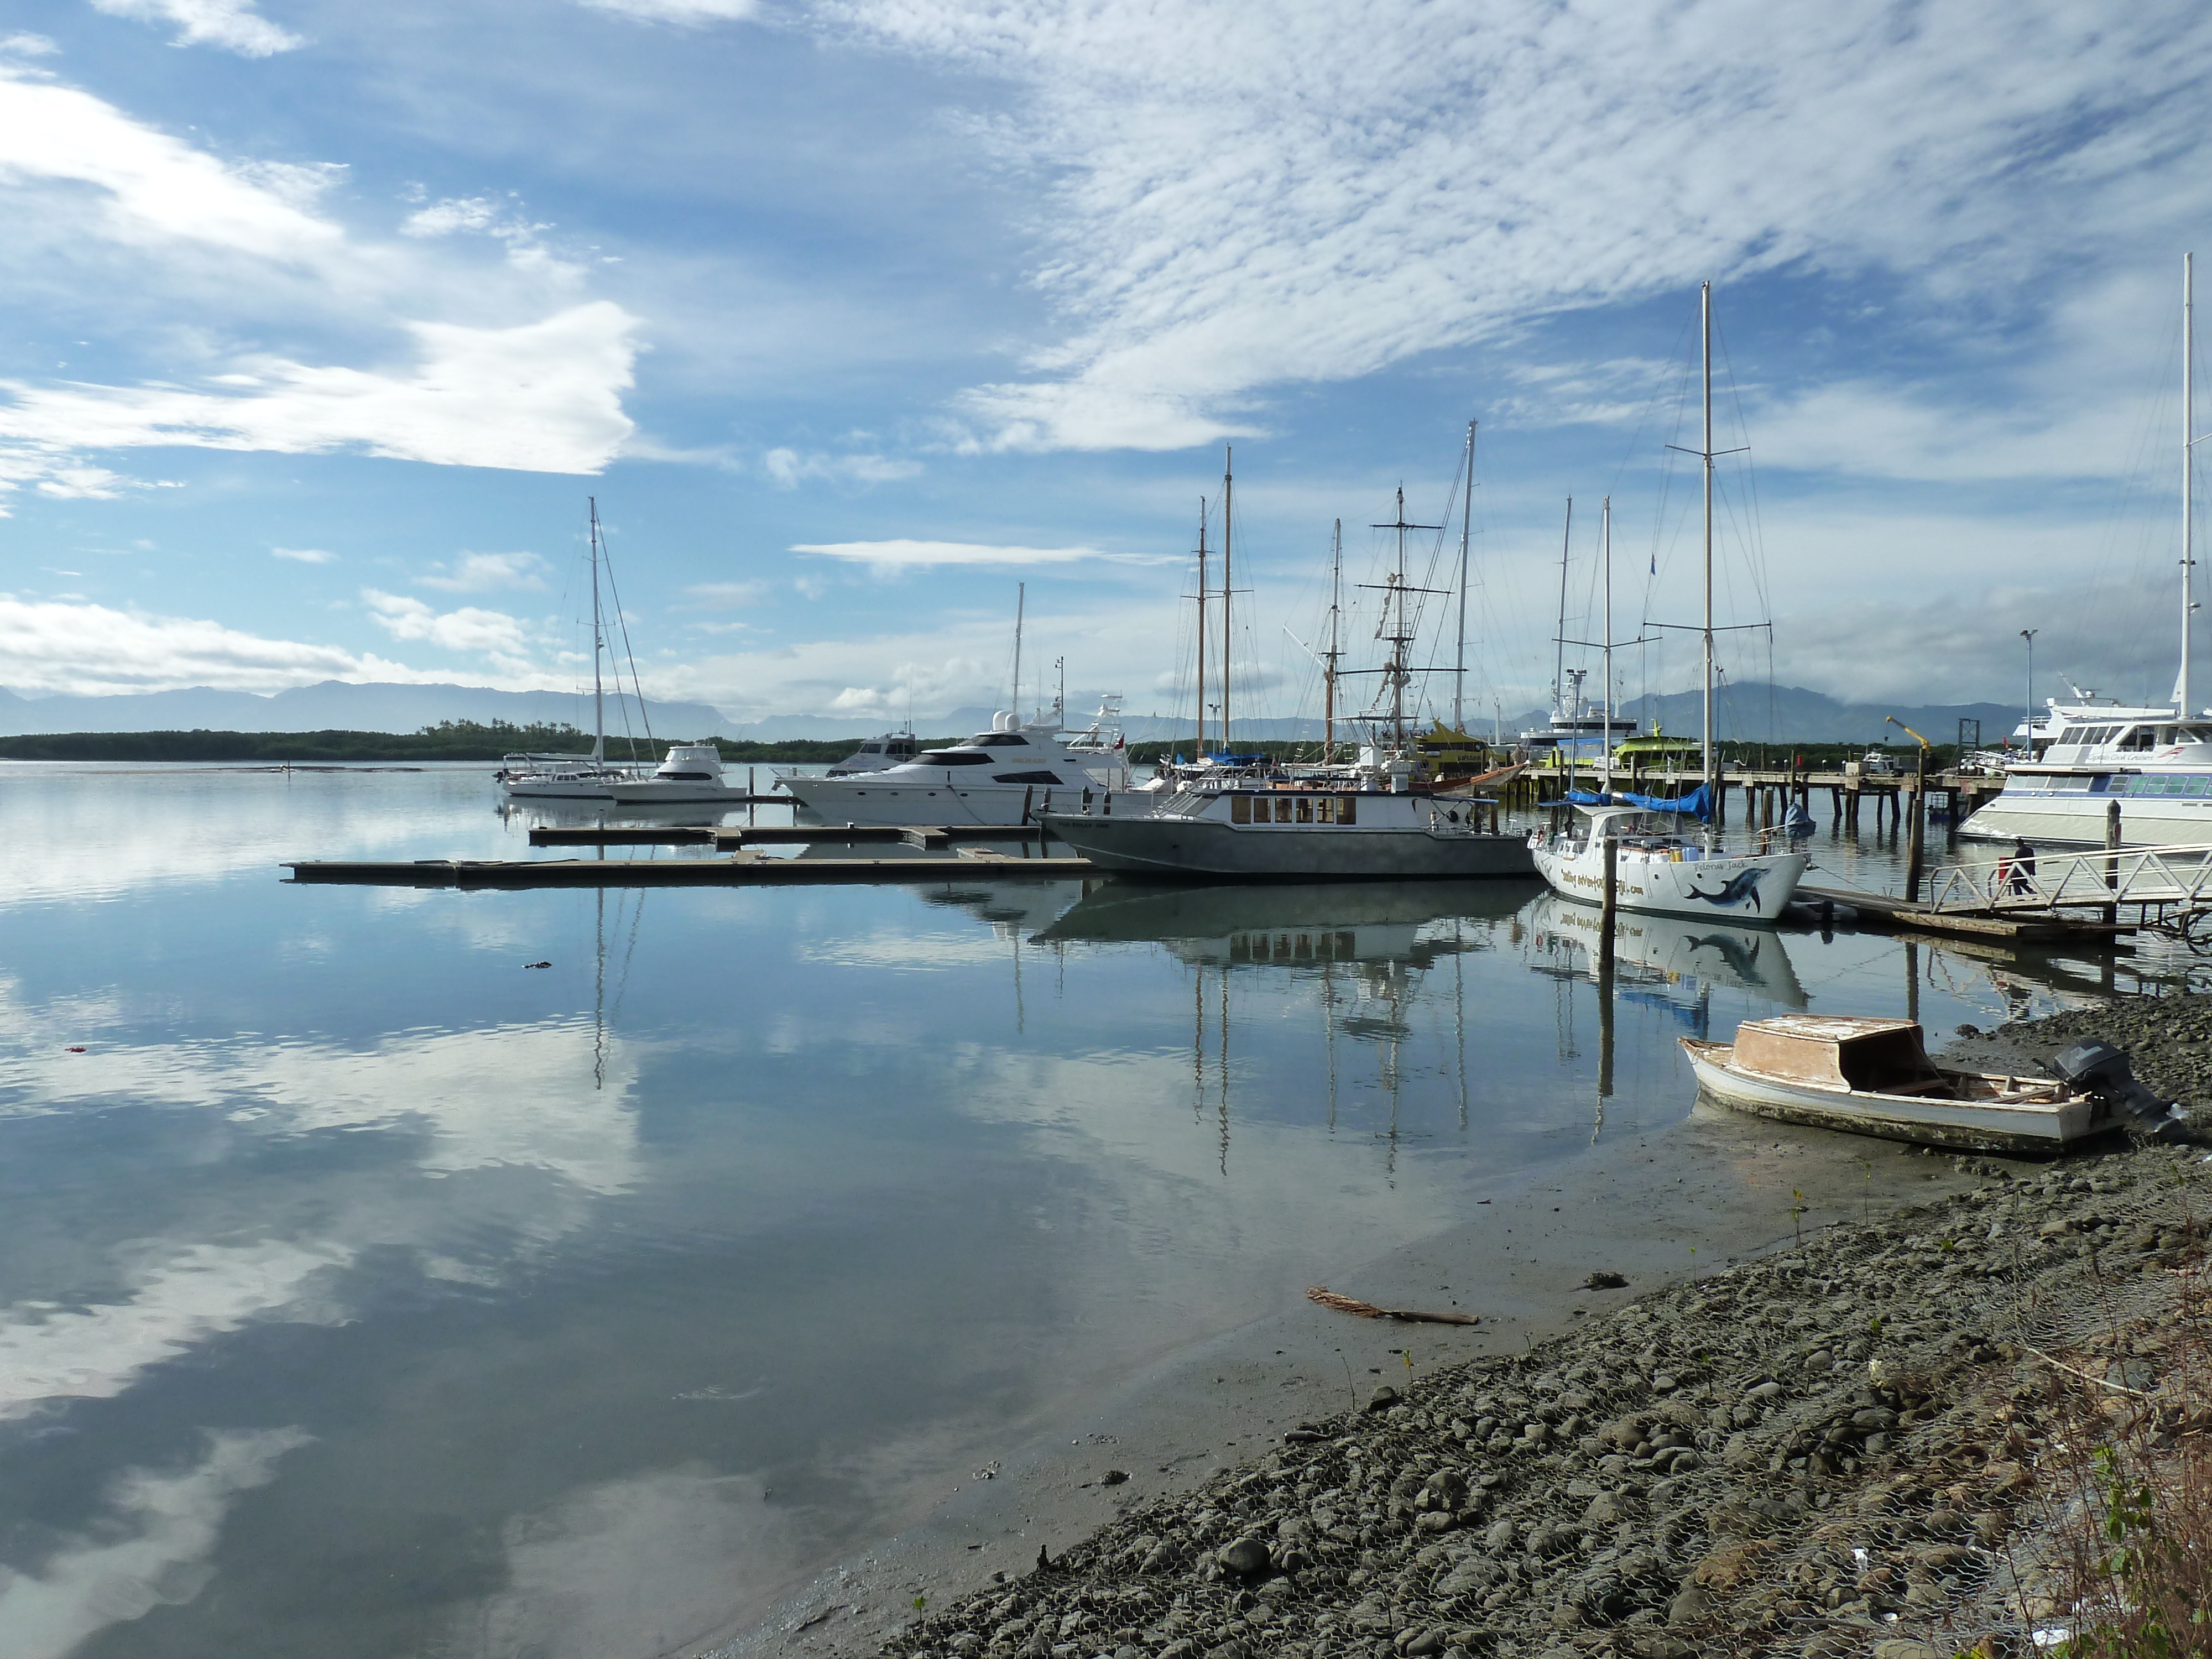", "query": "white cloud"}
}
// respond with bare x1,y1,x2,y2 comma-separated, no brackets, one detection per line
575,0,759,22
362,590,534,666
682,580,771,607
792,539,1172,571
89,0,302,57
0,1428,310,1659
0,34,59,58
417,550,549,593
270,545,335,564
819,1,2212,451
0,302,640,478
0,594,427,695
762,446,923,488
0,65,338,259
